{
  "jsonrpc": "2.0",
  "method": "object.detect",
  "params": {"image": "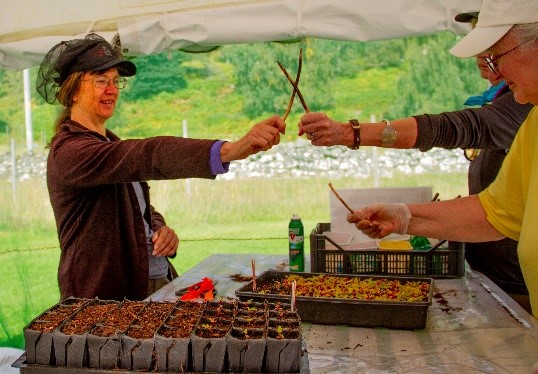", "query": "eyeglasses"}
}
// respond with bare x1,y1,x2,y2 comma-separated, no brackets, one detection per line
90,76,128,89
484,40,532,75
